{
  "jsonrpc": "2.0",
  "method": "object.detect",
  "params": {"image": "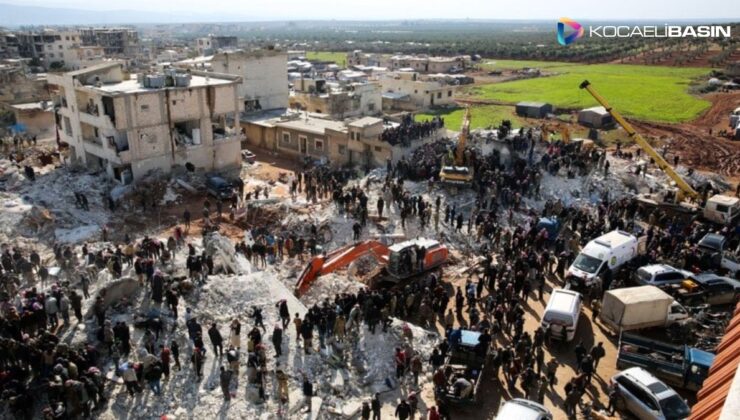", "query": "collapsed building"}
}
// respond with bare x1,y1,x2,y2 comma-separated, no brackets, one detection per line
49,61,243,183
